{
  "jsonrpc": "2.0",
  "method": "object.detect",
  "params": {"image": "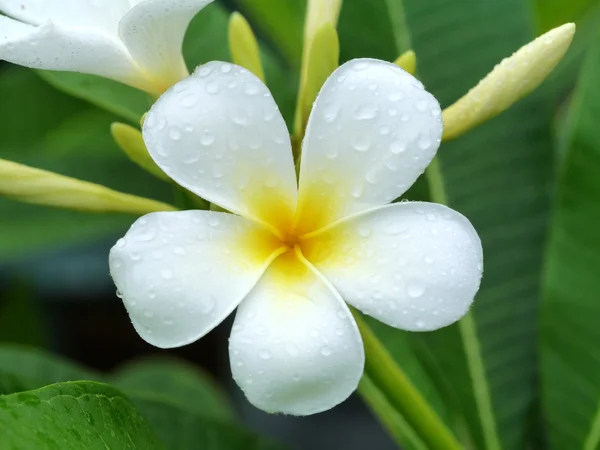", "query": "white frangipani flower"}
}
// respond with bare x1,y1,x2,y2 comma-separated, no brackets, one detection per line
110,59,483,415
0,0,213,95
